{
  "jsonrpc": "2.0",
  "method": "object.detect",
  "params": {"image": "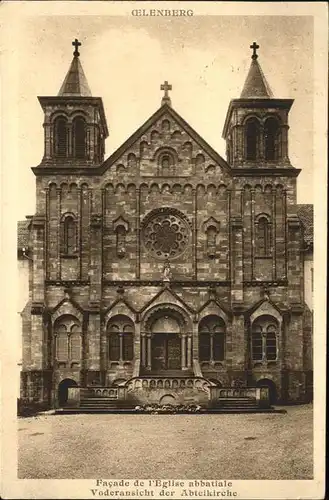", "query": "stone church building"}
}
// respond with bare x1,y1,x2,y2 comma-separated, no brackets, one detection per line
18,40,313,409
